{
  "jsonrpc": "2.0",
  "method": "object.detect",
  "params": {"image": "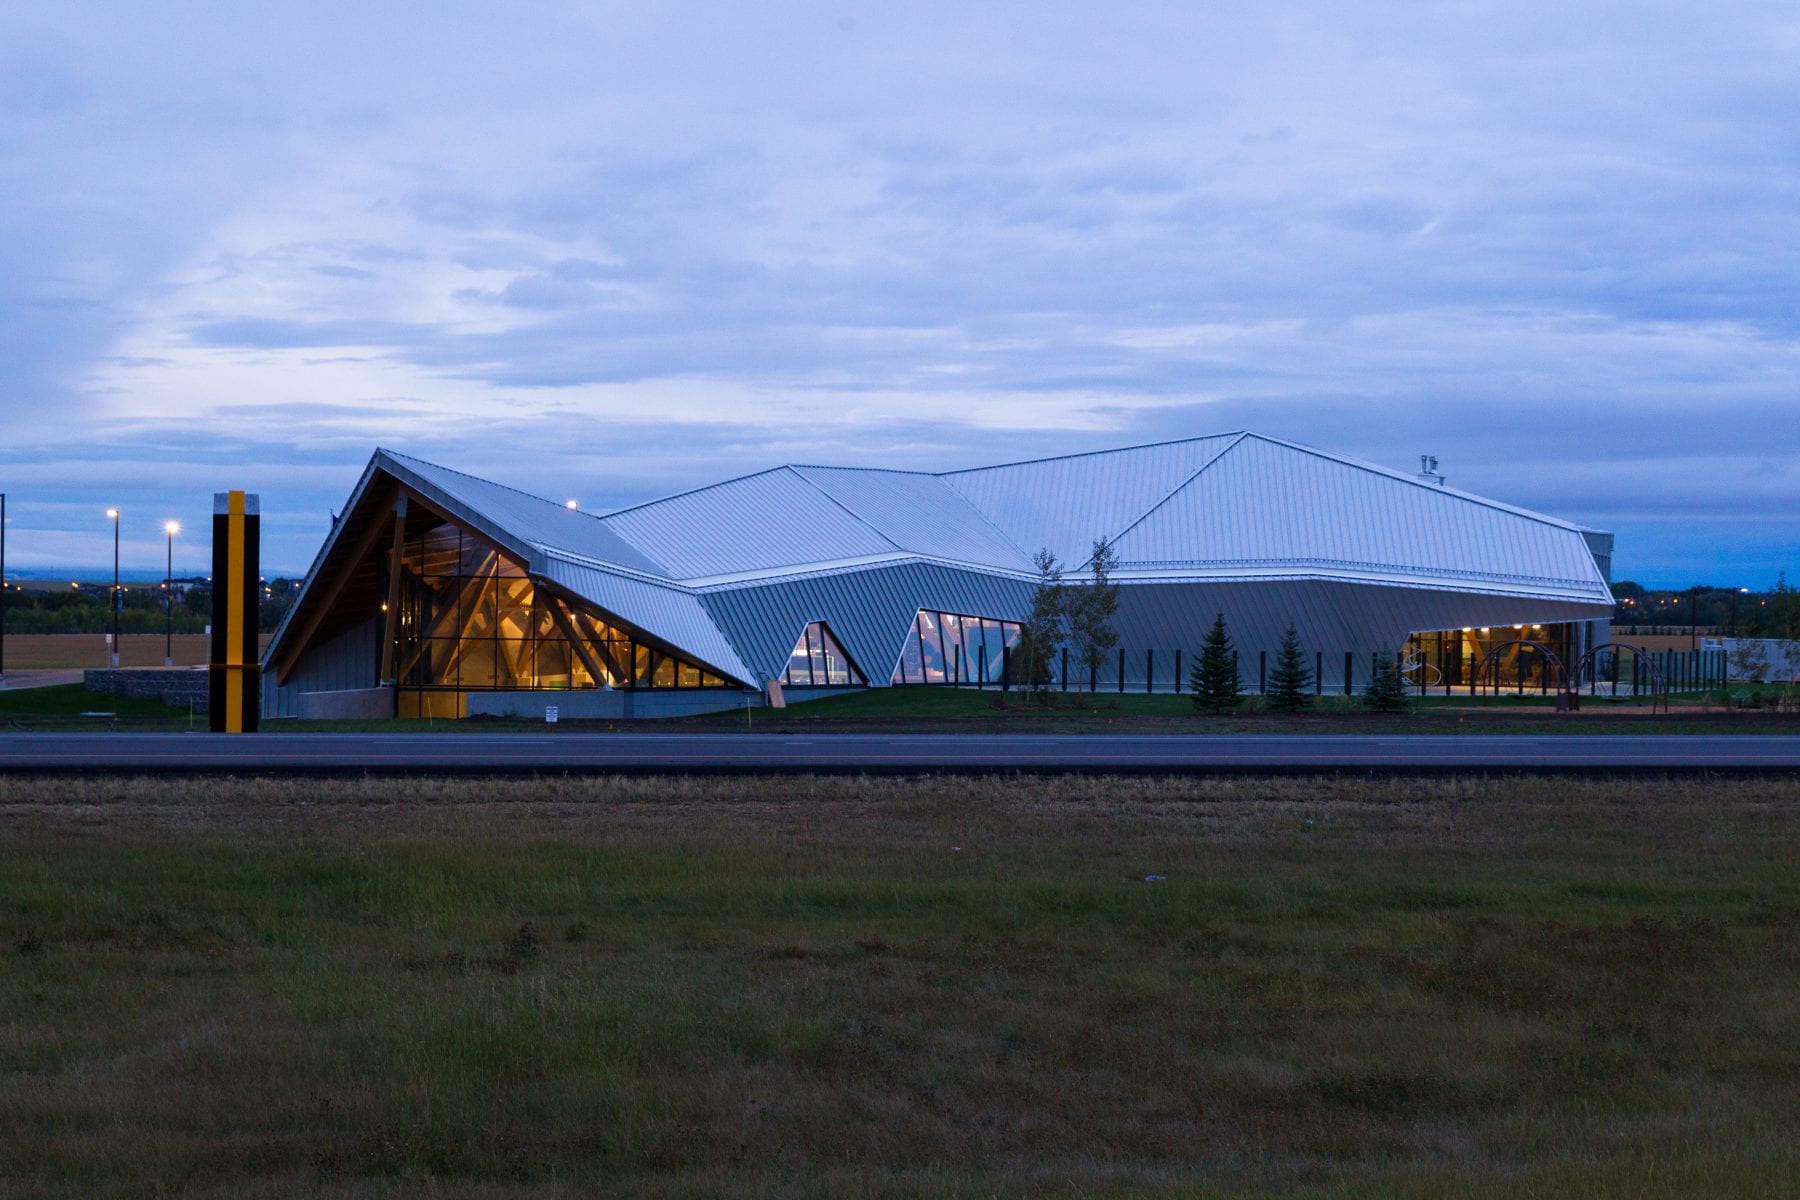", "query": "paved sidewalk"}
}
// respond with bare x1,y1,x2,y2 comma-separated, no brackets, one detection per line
0,669,86,691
